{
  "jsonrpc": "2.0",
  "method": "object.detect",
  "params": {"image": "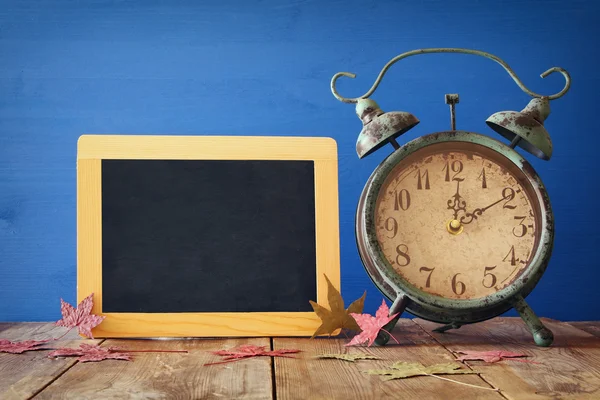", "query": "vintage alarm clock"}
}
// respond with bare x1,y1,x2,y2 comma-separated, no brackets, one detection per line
330,48,571,346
